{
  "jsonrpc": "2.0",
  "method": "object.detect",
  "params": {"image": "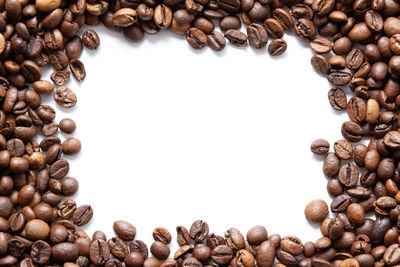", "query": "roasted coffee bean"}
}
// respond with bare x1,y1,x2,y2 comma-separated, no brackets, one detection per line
347,97,366,124
53,87,77,108
264,18,284,39
323,152,340,177
176,226,191,246
305,199,329,222
130,240,148,259
153,227,171,244
211,245,233,265
311,139,330,155
272,8,293,30
311,55,329,74
114,220,136,240
82,29,100,49
247,23,267,49
294,18,316,40
72,204,93,226
207,31,226,51
186,28,207,49
342,121,363,142
150,241,170,260
189,220,209,242
268,39,287,56
328,88,347,110
224,30,247,47
328,68,353,86
69,59,86,81
90,240,110,265
310,38,332,54
331,194,352,212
